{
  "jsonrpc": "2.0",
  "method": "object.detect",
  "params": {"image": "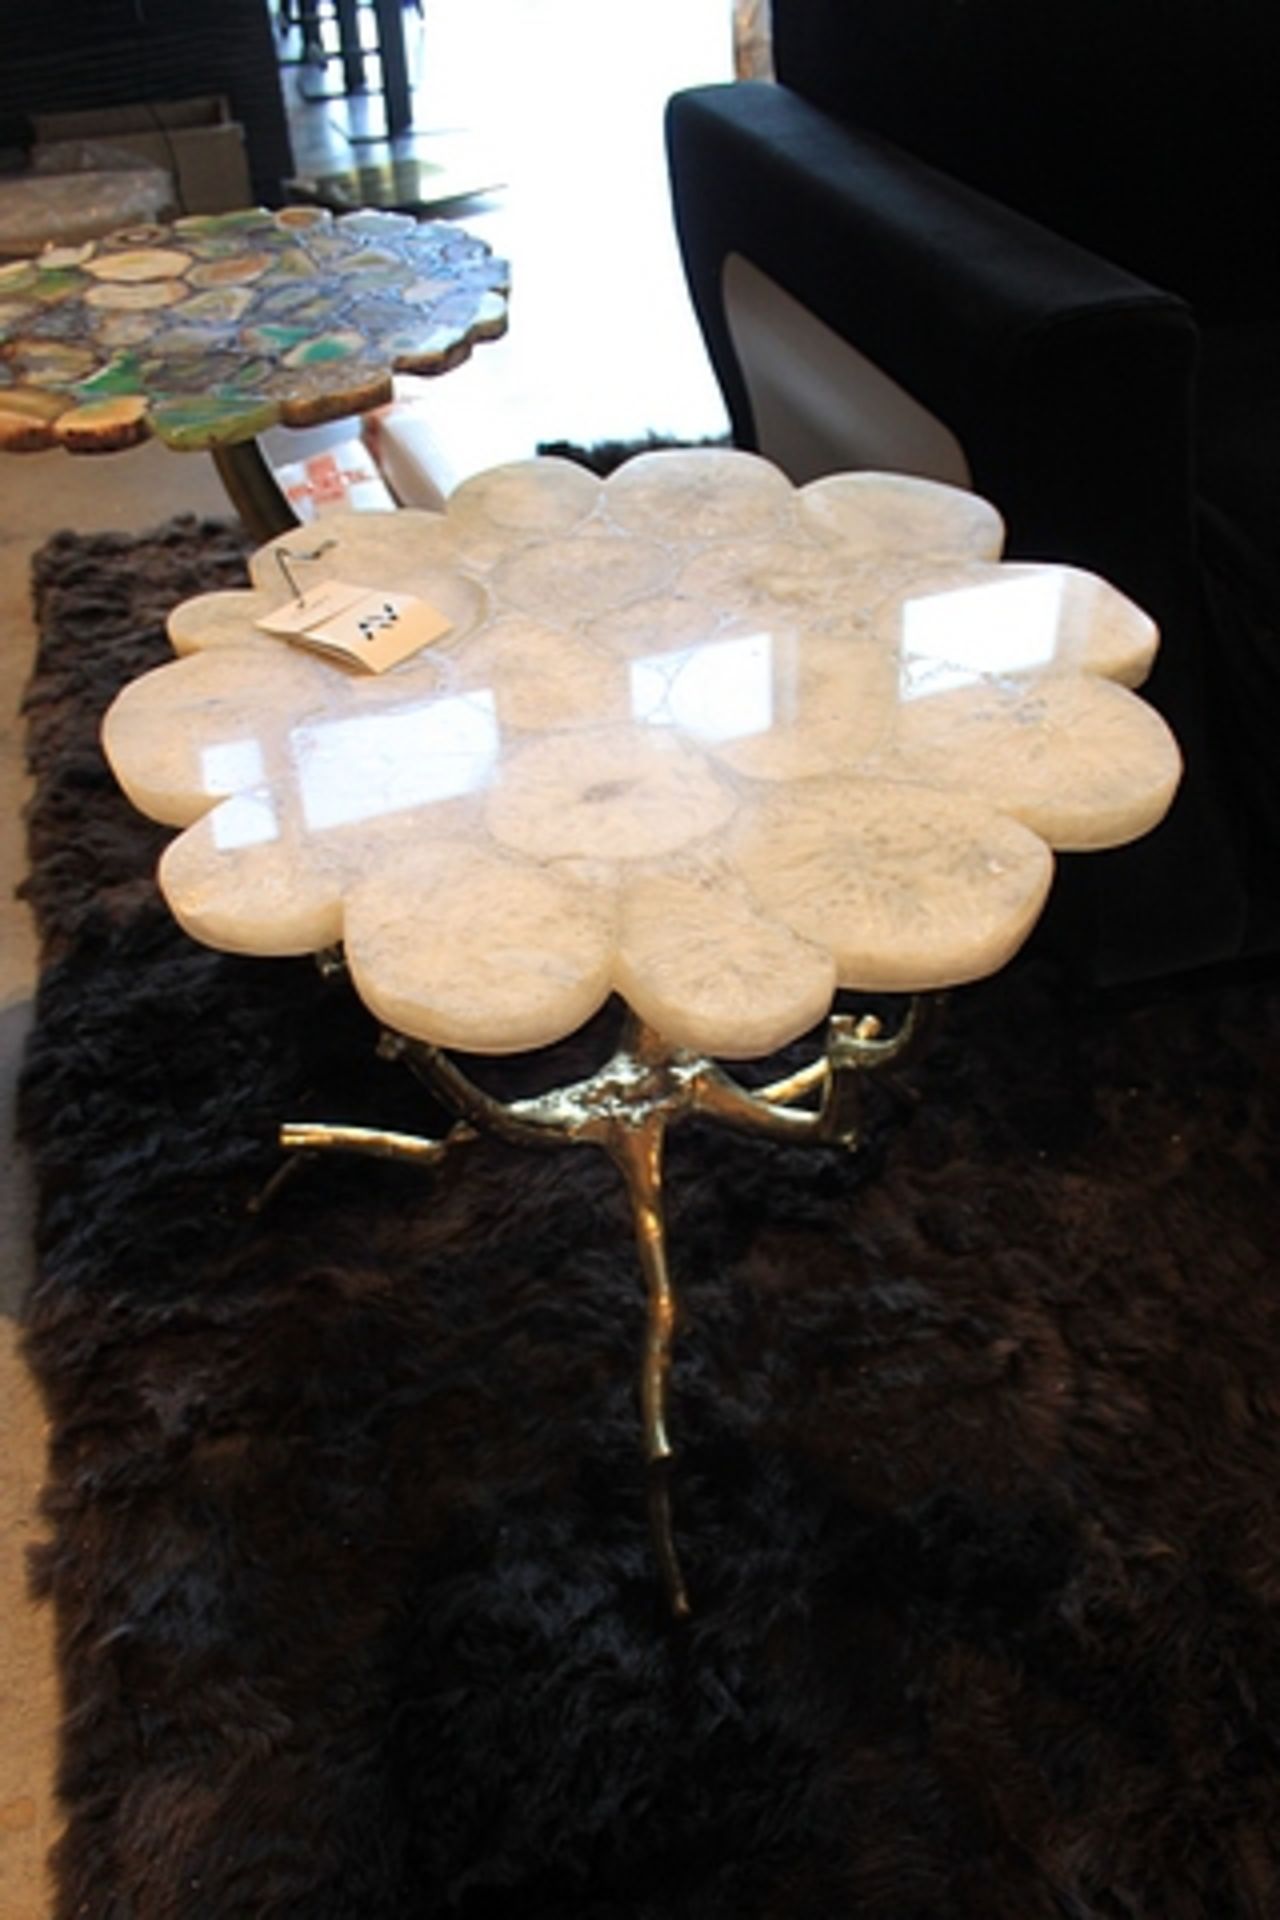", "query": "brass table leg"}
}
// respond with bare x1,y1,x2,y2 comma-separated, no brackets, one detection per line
272,1000,936,1614
608,1112,688,1617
